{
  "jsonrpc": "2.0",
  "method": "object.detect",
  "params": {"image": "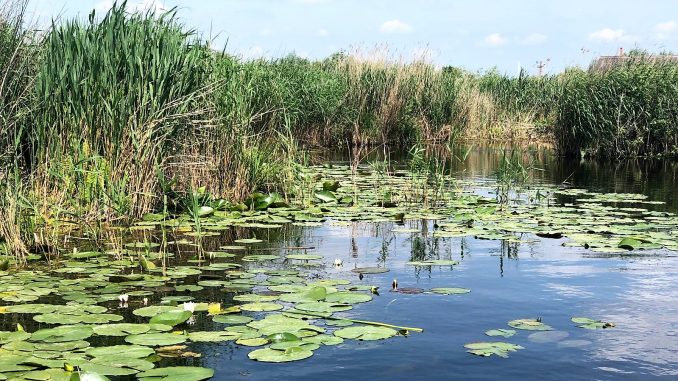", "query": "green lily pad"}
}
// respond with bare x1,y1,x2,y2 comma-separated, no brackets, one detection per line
236,337,269,346
93,324,153,337
351,267,389,274
125,333,187,346
212,315,253,325
485,329,516,338
188,331,240,342
285,254,323,260
324,291,372,304
618,237,642,250
464,342,524,358
30,325,93,342
149,310,192,326
407,260,458,266
137,366,214,381
333,326,397,341
571,317,615,329
239,302,283,312
430,287,470,295
248,347,314,363
0,330,31,344
86,345,155,358
508,318,552,331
